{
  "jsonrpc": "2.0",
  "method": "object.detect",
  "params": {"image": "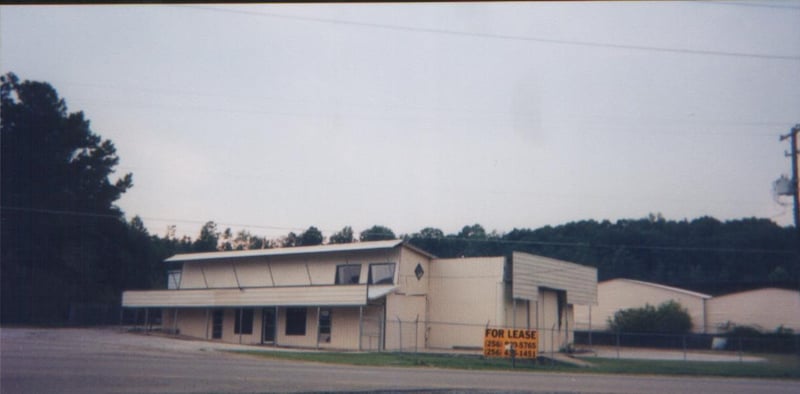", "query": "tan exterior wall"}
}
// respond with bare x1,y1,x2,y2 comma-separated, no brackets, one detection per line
573,279,710,333
178,249,402,289
384,293,427,351
163,308,210,340
512,252,597,306
531,289,571,353
426,257,505,349
397,247,430,296
161,306,376,349
324,307,361,349
707,288,800,333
